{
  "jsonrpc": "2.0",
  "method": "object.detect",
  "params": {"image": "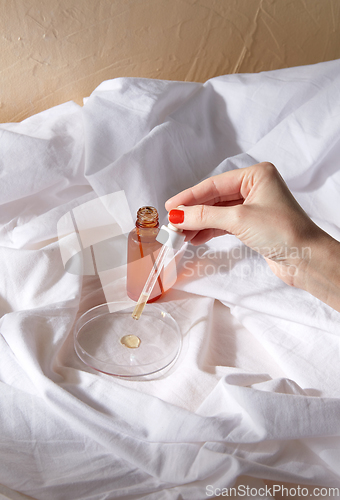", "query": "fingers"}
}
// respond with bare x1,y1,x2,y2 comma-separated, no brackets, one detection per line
165,168,248,211
165,162,281,212
168,204,237,233
164,162,285,246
